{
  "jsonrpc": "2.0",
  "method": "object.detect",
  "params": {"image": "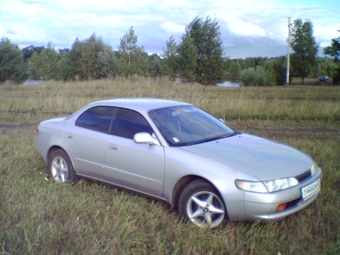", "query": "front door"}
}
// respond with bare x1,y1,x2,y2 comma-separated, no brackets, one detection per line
104,108,165,198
